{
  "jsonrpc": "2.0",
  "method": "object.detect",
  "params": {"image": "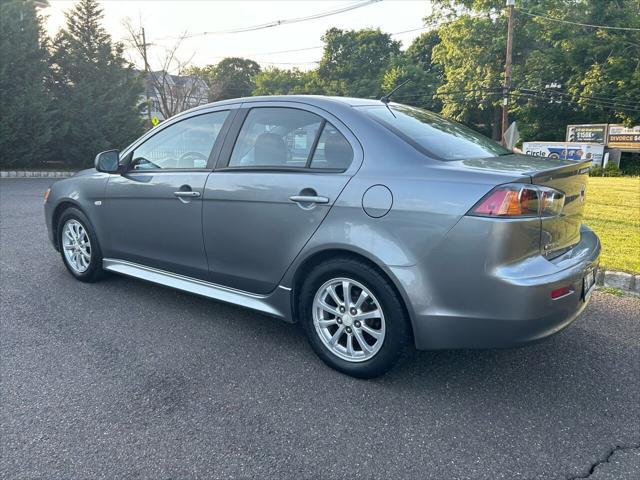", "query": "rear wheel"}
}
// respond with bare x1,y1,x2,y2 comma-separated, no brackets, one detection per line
58,207,105,282
299,257,411,378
